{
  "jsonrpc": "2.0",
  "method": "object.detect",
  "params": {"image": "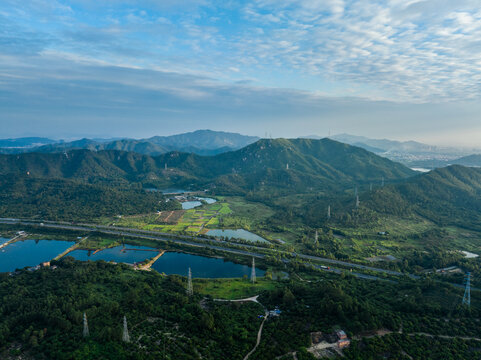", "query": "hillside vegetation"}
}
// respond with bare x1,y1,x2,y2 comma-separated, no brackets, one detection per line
364,165,481,230
0,138,415,195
